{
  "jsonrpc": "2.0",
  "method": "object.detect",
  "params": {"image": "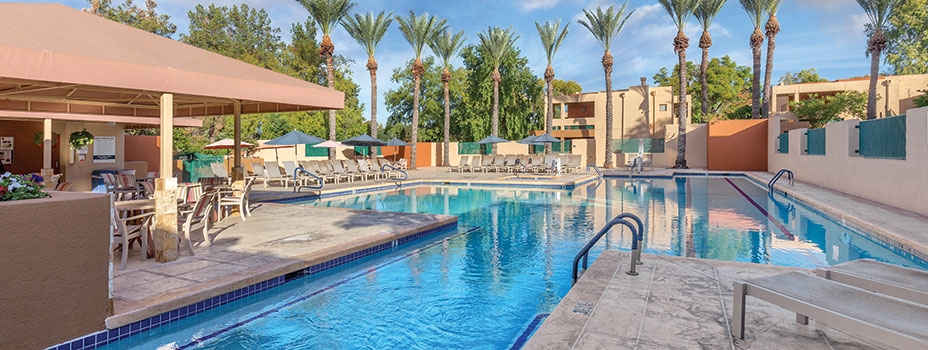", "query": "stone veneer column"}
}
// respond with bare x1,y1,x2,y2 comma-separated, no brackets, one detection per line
231,101,244,183
154,93,178,262
41,118,54,189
